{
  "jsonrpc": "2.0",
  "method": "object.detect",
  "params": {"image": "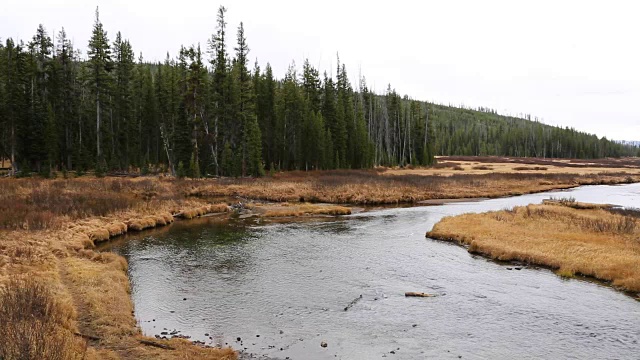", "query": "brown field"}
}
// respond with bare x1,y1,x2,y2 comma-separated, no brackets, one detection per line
188,164,640,204
1,156,639,358
426,201,640,294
